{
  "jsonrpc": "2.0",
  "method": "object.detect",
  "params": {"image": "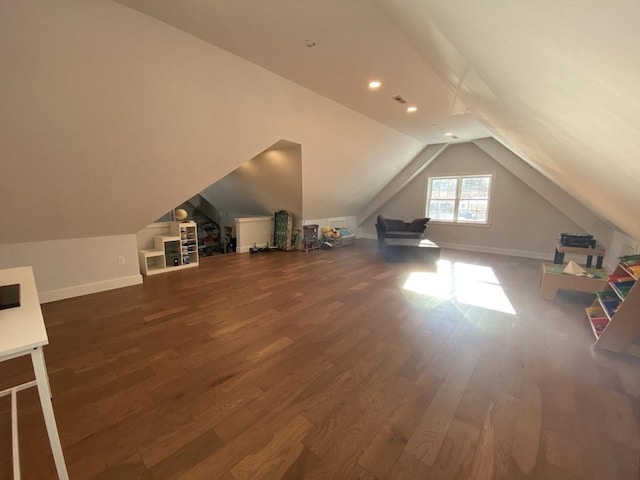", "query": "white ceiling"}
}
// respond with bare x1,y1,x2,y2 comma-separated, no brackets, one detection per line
115,0,490,143
115,0,640,240
2,0,430,243
0,0,636,246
